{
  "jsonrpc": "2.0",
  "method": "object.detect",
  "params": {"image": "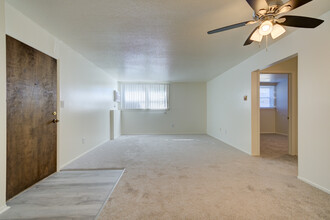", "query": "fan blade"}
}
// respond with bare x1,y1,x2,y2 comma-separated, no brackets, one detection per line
279,15,324,28
208,21,254,35
276,0,312,14
245,0,269,14
244,27,259,46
